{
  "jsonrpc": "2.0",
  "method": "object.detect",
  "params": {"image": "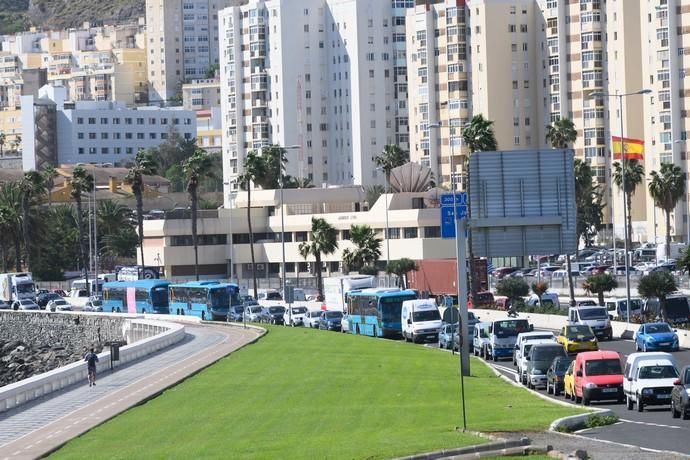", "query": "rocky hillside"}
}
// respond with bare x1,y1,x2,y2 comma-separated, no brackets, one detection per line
0,0,144,35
